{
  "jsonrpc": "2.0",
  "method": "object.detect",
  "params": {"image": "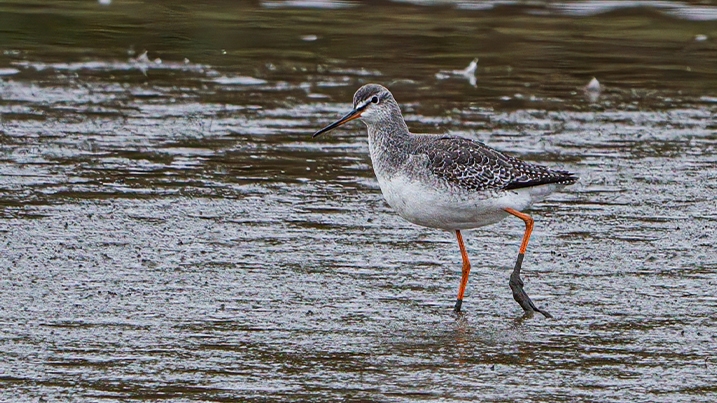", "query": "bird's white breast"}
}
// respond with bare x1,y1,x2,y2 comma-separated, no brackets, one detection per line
374,172,559,231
